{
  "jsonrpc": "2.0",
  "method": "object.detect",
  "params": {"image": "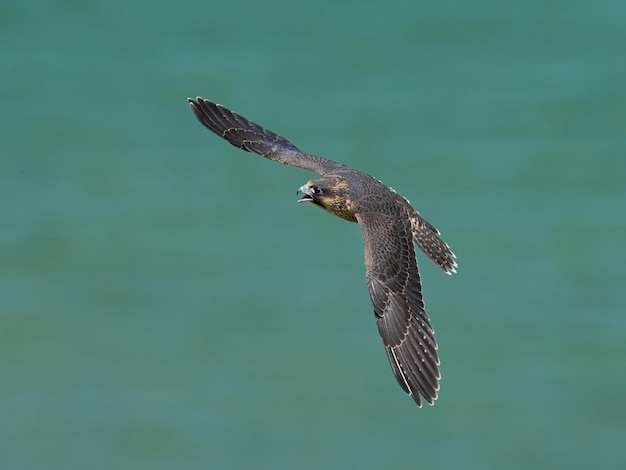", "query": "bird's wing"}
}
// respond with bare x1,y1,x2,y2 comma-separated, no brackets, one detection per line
356,211,440,407
188,97,346,176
